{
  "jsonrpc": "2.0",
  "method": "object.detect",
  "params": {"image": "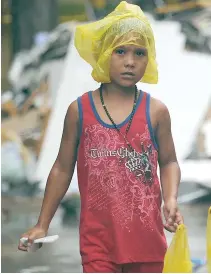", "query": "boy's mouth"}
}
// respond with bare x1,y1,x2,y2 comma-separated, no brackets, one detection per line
121,72,135,79
121,72,135,76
